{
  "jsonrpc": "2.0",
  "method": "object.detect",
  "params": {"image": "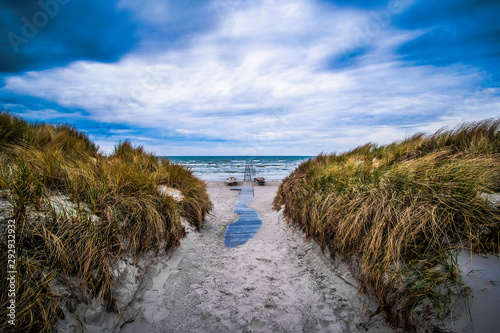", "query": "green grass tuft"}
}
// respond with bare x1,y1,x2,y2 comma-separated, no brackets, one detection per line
274,118,500,330
0,111,211,332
